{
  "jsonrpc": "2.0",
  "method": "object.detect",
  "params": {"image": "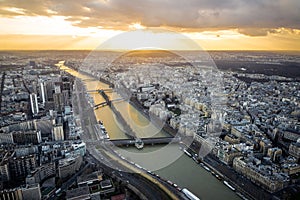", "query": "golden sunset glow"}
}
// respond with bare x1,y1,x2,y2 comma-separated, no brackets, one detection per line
0,0,299,50
129,23,145,30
